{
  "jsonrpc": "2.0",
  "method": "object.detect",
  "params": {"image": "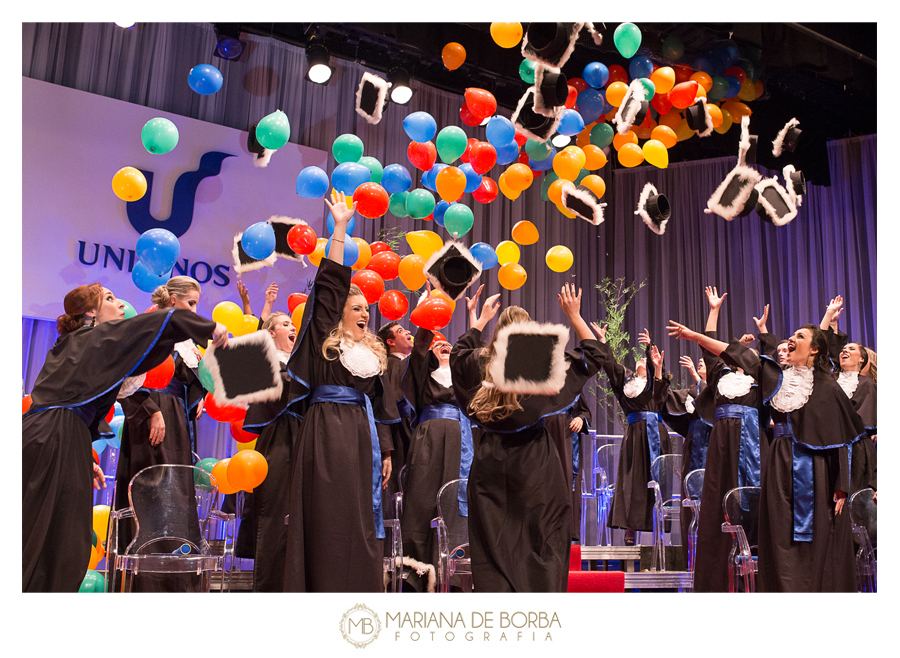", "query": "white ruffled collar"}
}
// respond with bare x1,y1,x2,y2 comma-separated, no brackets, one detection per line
717,370,755,399
338,338,382,379
837,370,859,398
771,366,814,413
276,350,290,365
685,395,695,414
175,338,199,369
623,375,647,399
117,372,147,399
431,364,452,389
